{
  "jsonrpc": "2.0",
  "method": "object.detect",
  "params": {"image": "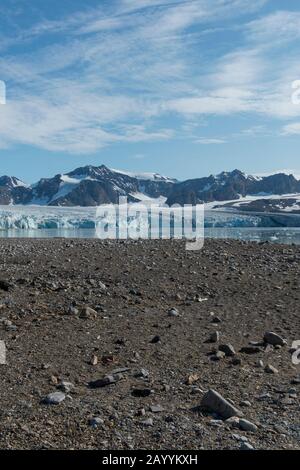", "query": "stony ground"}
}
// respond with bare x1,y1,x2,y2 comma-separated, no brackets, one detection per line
0,238,300,450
